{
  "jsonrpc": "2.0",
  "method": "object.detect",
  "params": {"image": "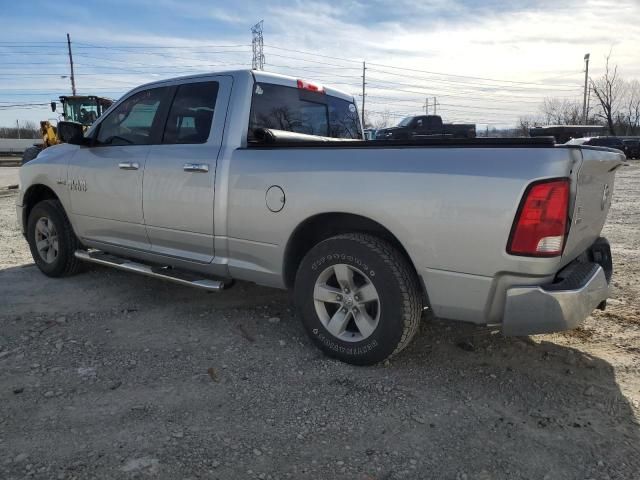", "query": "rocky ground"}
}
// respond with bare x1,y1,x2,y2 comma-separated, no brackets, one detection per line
0,165,19,189
0,163,638,480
